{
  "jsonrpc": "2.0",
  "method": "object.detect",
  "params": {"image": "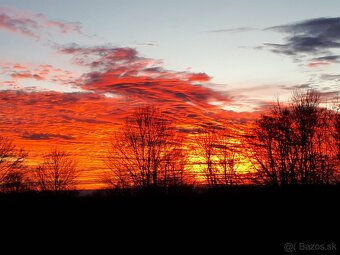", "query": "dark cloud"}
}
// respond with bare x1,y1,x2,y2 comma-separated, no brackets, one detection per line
312,55,340,61
58,43,138,70
264,17,340,57
282,84,312,90
316,90,340,100
61,114,110,124
307,54,340,67
274,83,313,90
187,114,199,118
22,133,74,140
